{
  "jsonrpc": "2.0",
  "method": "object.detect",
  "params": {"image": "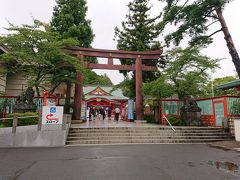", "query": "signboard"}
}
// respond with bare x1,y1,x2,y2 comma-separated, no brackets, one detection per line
128,99,134,120
81,101,87,120
42,106,63,124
